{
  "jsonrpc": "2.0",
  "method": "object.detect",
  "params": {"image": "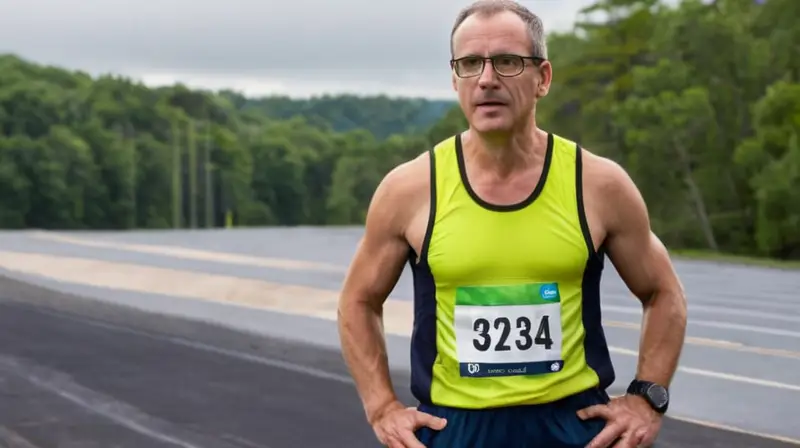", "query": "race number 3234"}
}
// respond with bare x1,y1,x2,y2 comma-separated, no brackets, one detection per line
454,282,565,378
